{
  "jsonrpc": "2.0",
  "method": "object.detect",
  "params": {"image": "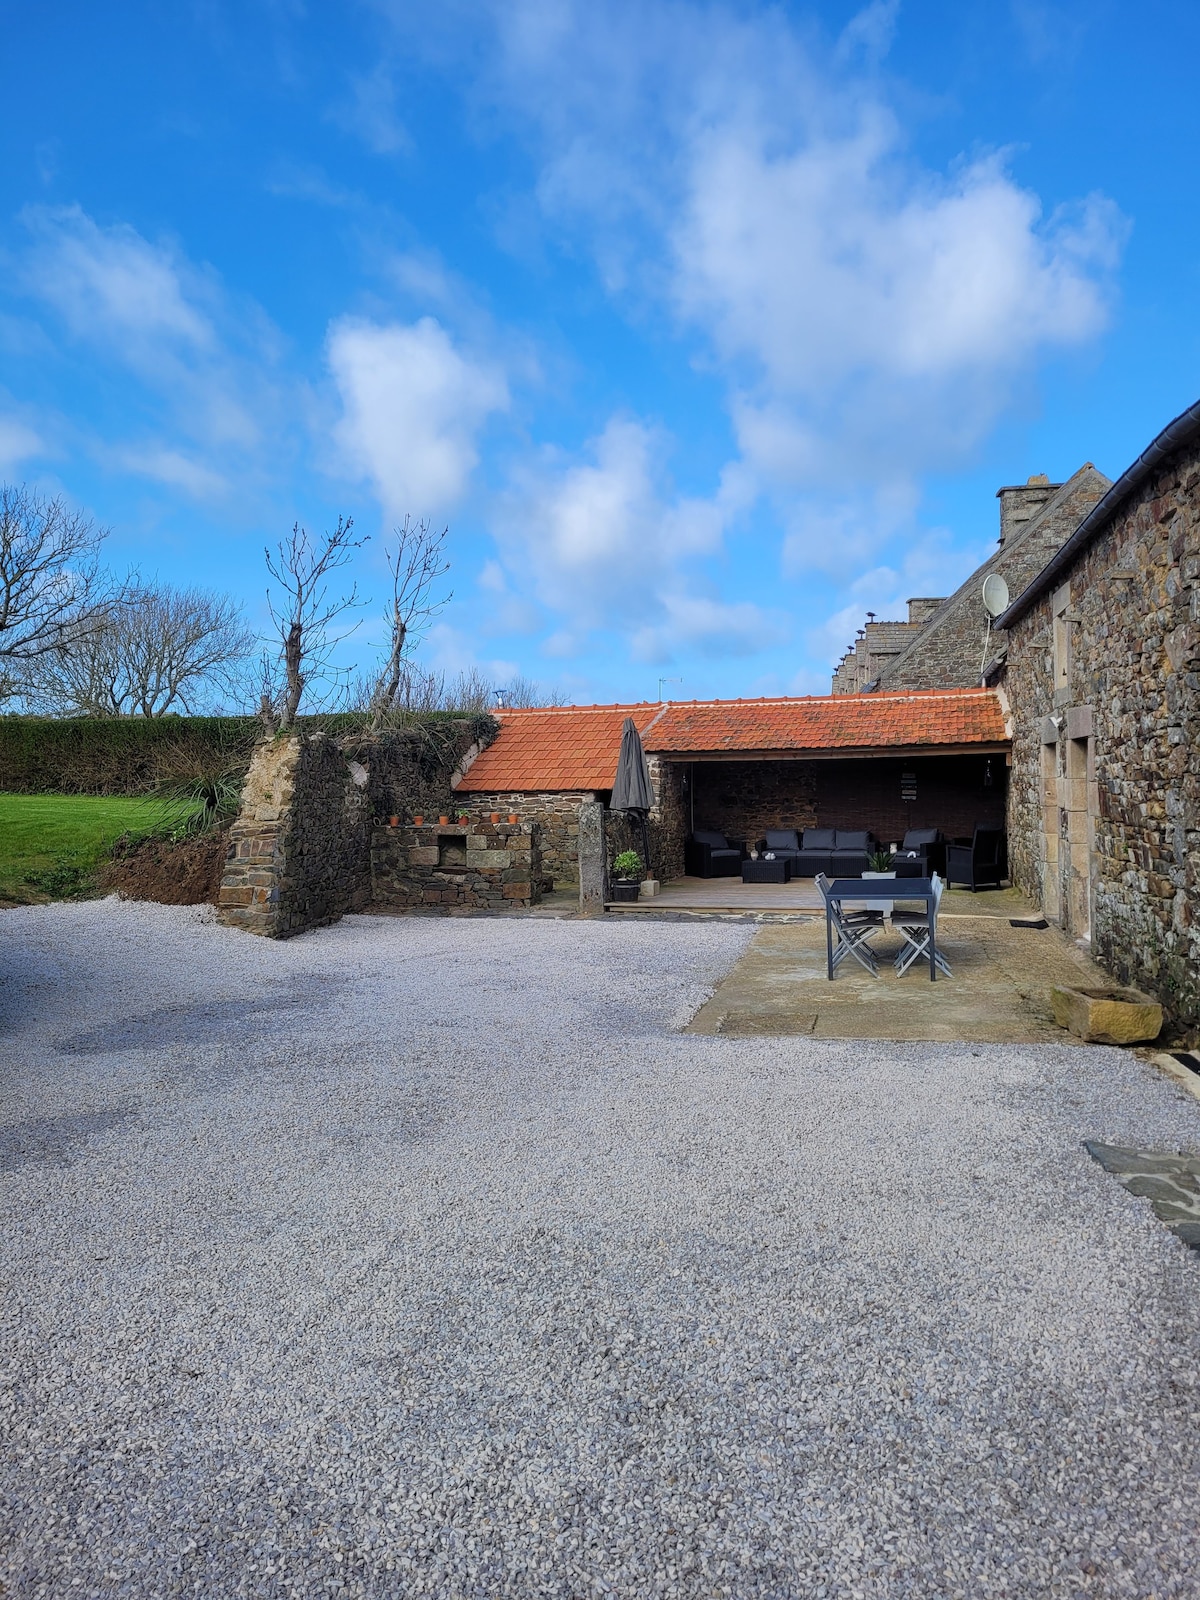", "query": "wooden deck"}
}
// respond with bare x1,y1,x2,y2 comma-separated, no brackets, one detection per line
606,876,1037,919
